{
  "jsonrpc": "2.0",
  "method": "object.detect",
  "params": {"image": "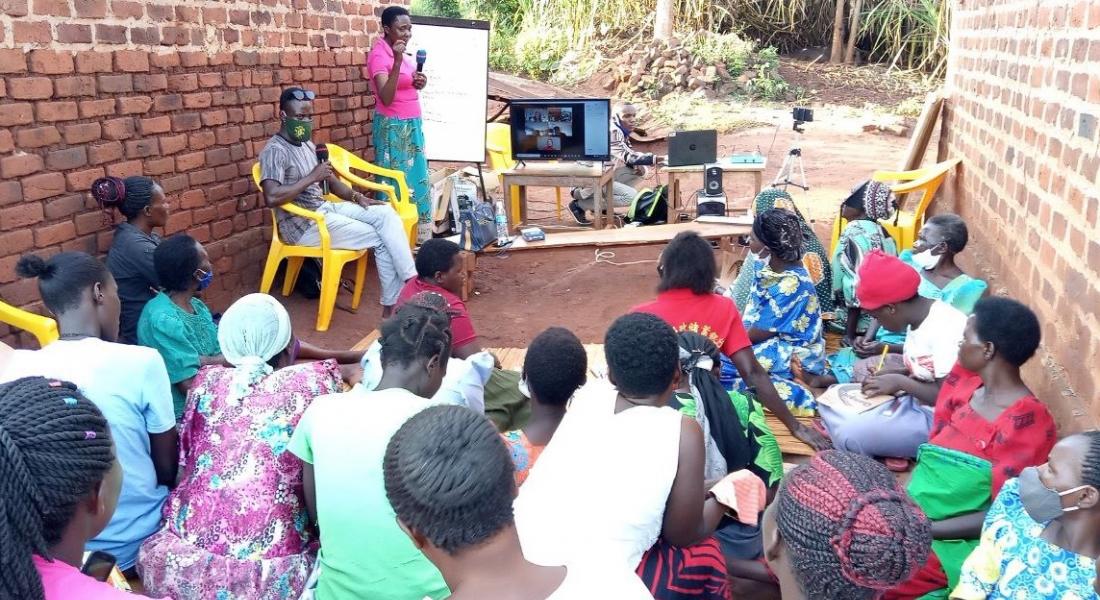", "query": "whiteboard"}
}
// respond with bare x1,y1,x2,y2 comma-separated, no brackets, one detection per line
407,16,489,163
